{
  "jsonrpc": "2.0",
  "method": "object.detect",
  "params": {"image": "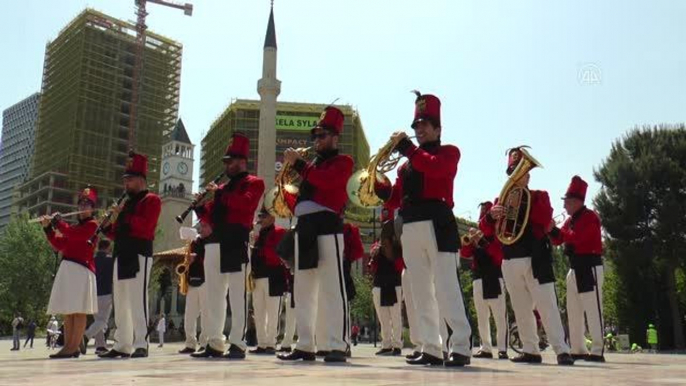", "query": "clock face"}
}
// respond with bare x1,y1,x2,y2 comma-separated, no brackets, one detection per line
162,162,170,175
177,162,189,175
